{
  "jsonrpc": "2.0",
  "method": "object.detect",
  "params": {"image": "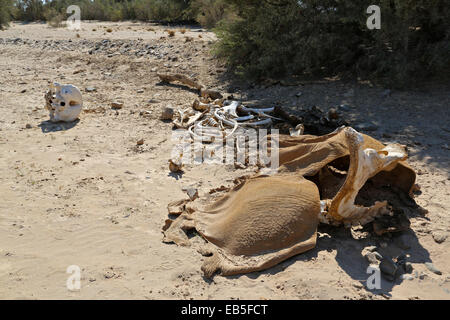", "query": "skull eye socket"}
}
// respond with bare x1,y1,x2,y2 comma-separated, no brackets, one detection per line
60,101,66,107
